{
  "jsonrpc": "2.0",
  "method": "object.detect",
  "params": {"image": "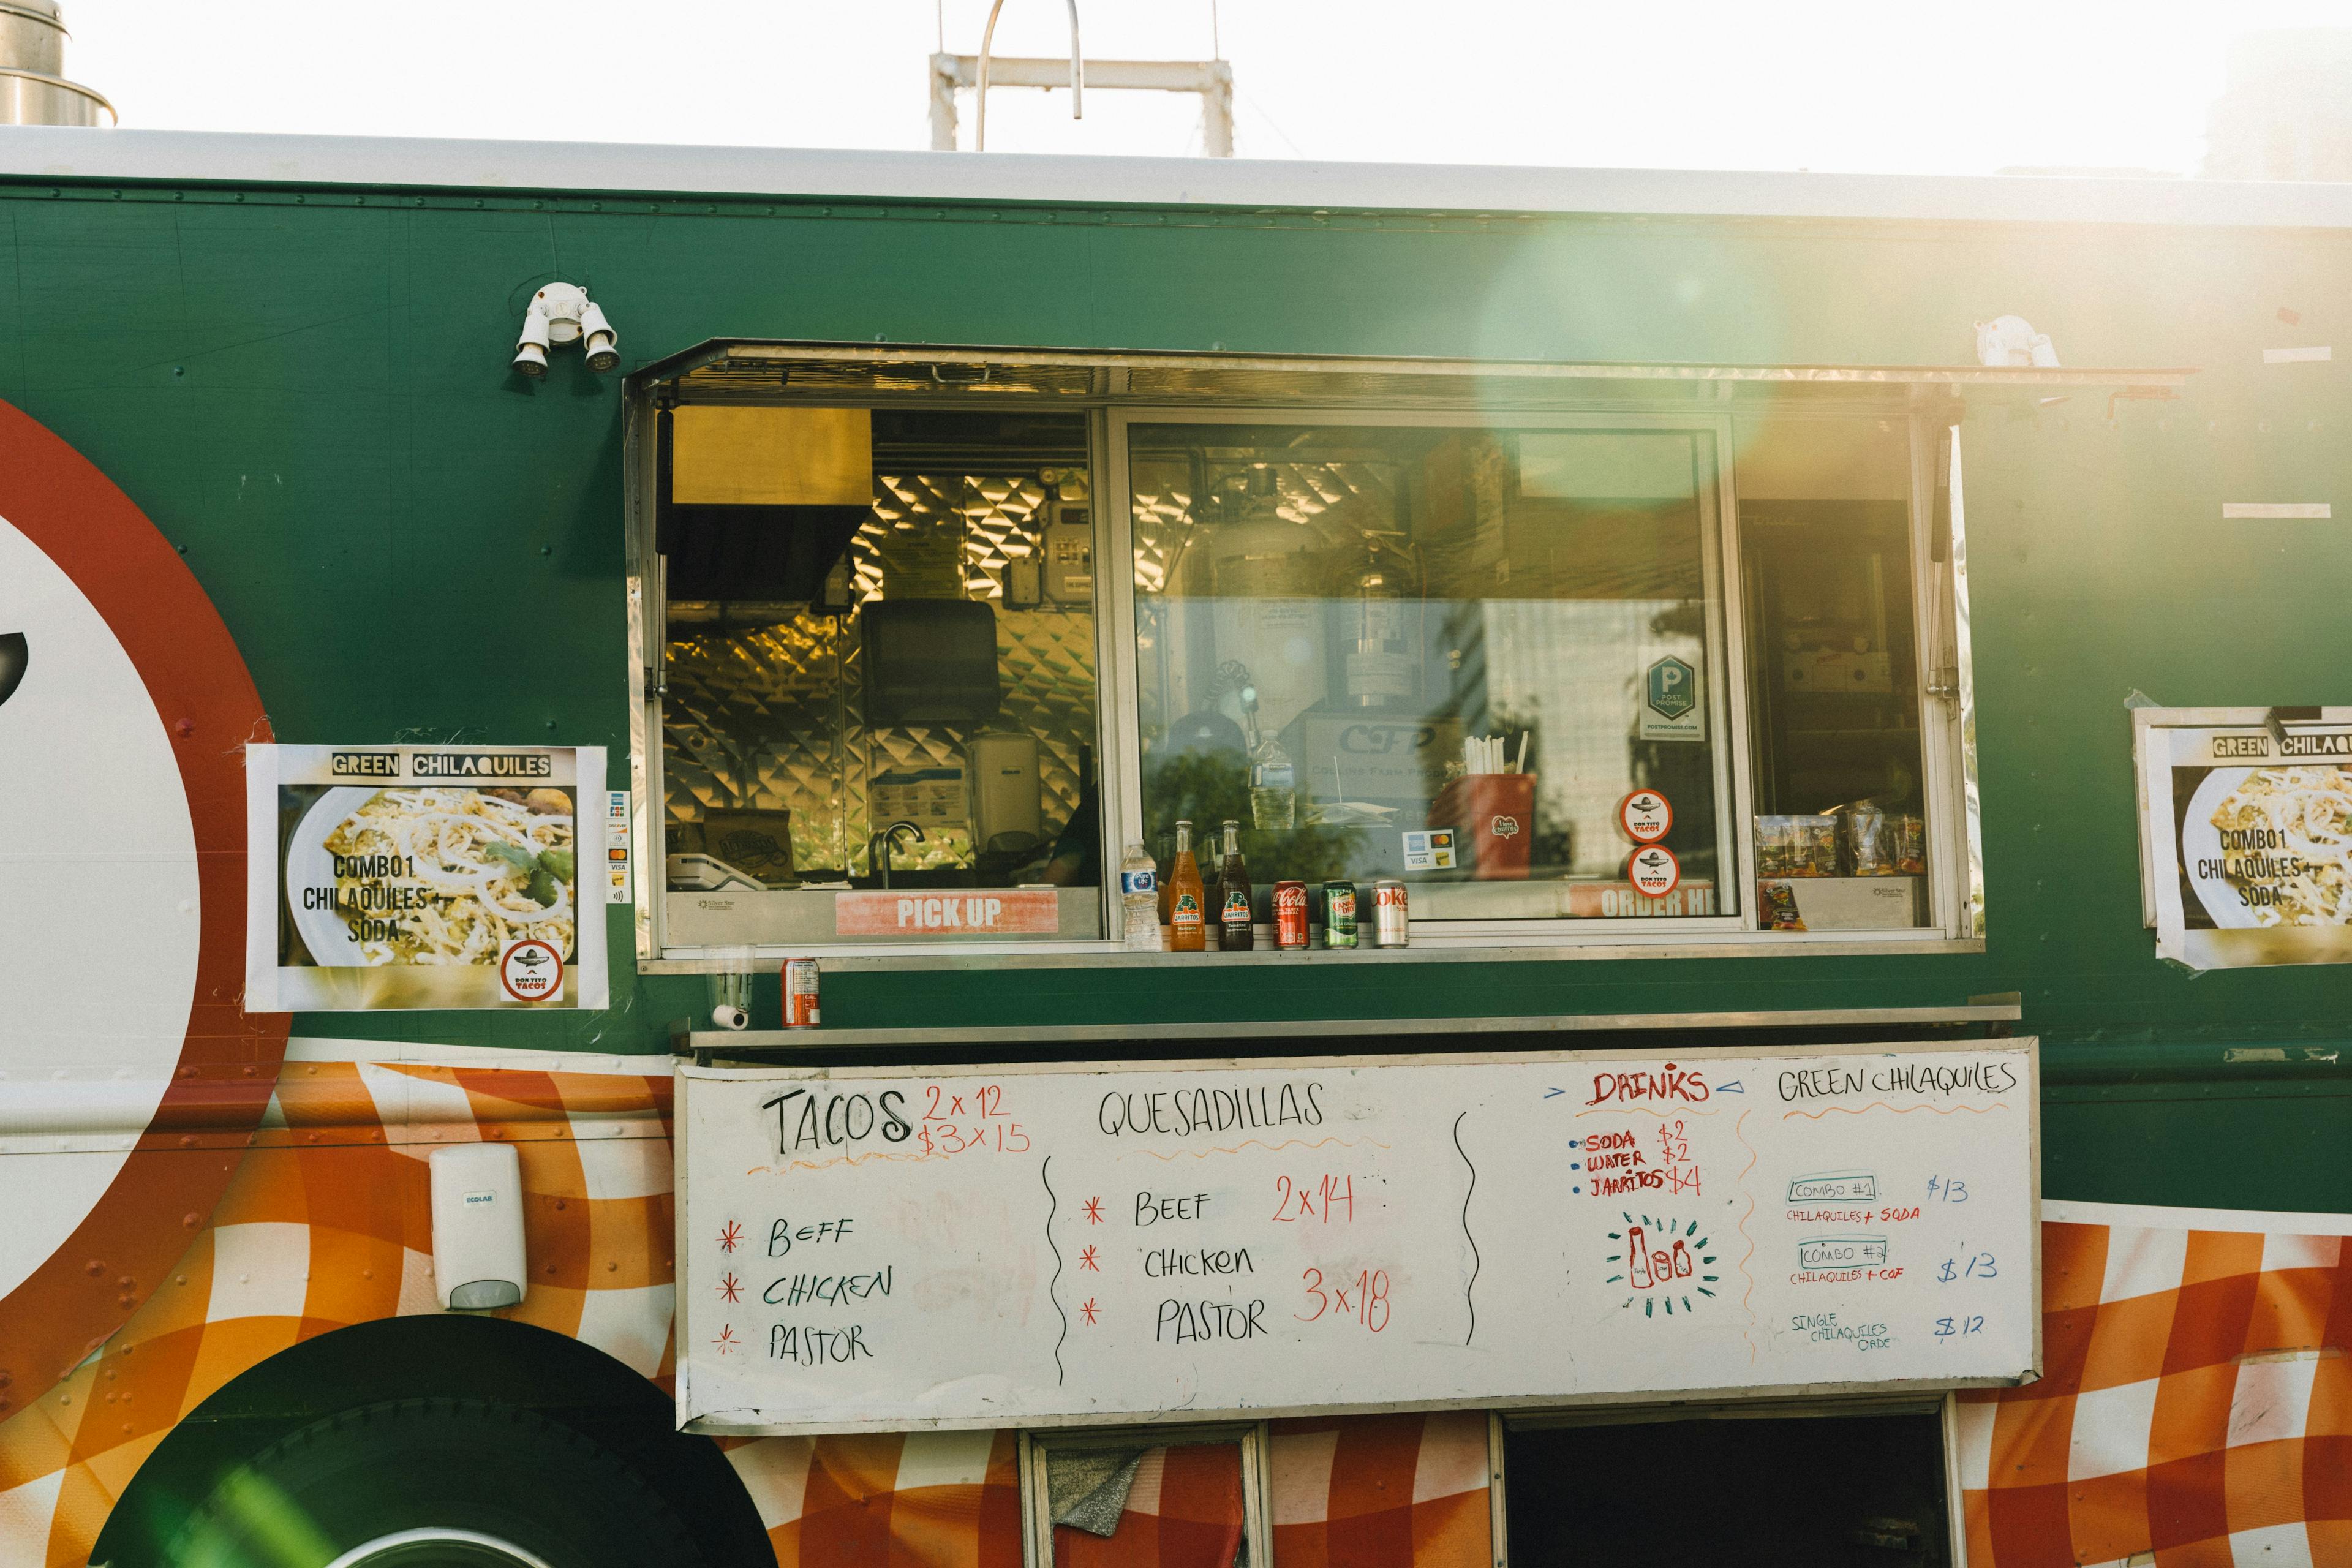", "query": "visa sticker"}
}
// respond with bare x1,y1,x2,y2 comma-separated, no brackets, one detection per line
1402,829,1457,871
